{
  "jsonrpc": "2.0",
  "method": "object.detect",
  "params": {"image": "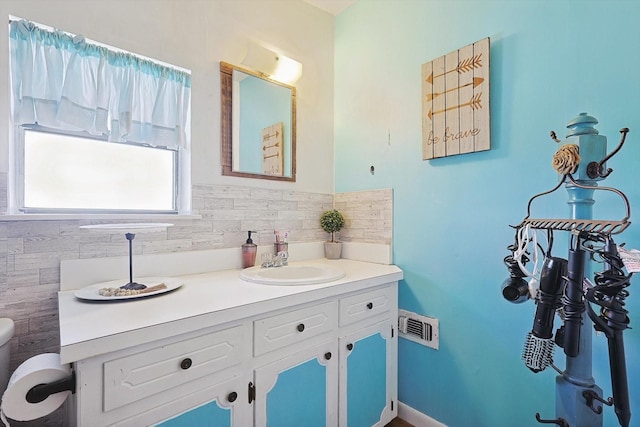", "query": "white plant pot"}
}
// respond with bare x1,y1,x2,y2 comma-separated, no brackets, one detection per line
324,242,342,259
